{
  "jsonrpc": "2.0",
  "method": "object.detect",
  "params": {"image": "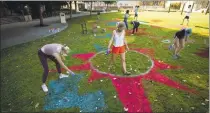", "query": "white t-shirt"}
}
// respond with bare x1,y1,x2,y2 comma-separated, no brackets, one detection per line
185,8,191,16
41,43,62,55
134,7,138,14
